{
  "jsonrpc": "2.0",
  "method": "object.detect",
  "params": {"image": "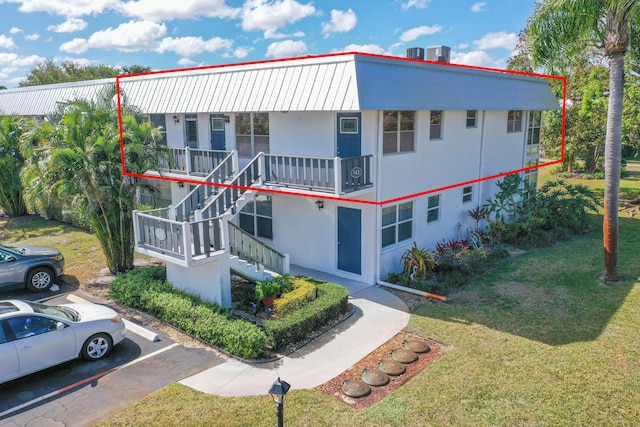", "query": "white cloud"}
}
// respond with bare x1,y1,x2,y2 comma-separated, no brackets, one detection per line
2,67,18,74
118,0,239,21
177,57,195,66
458,42,470,49
399,25,442,42
0,53,45,67
60,20,167,53
337,44,387,55
473,31,517,50
450,50,504,68
242,0,315,38
401,0,430,10
0,35,17,49
156,36,232,57
321,9,357,37
263,29,305,39
9,27,22,34
5,0,120,18
90,20,166,52
471,1,487,12
265,39,307,58
233,46,252,58
59,38,89,53
25,33,40,40
9,76,26,84
60,56,98,66
48,18,88,33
